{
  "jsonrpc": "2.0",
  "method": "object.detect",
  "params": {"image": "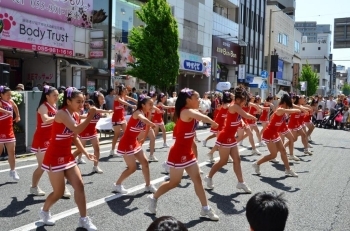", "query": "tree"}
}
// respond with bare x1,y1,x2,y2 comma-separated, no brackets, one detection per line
298,63,319,96
342,83,350,96
127,0,179,91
